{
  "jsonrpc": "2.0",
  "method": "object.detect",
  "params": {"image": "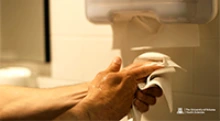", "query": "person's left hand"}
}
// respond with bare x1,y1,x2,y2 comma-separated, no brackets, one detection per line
134,84,163,112
122,61,163,113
